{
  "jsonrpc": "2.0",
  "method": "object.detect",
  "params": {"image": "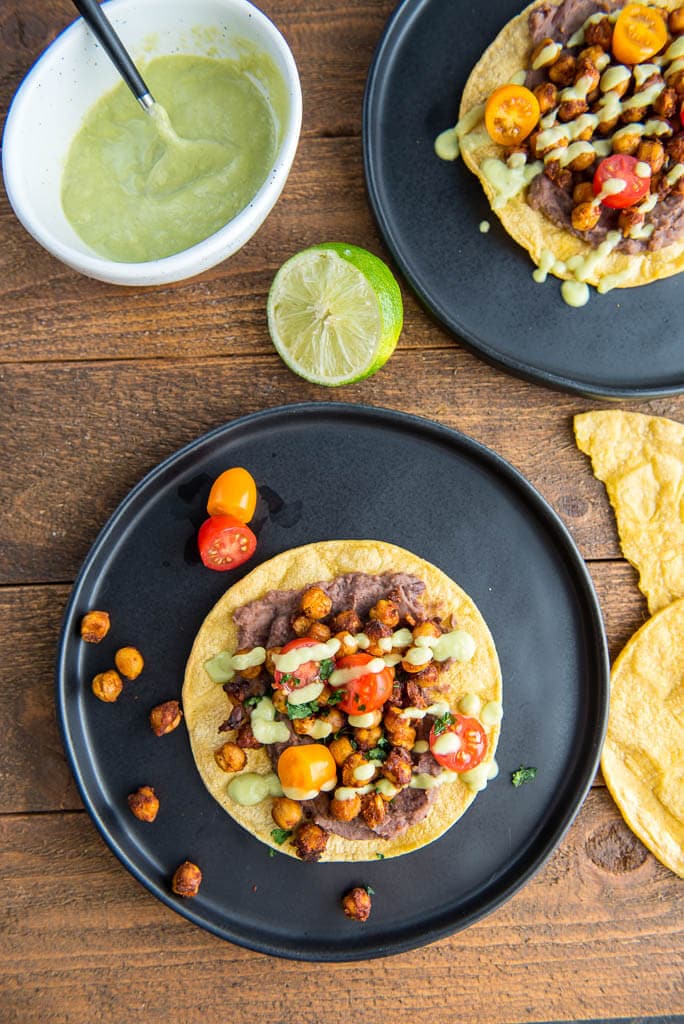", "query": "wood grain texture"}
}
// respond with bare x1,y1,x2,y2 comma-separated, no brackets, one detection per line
1,789,681,1024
